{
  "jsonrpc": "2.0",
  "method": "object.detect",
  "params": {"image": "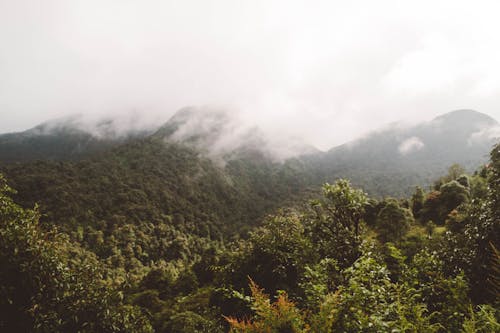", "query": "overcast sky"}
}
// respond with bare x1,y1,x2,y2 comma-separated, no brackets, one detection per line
1,0,500,148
